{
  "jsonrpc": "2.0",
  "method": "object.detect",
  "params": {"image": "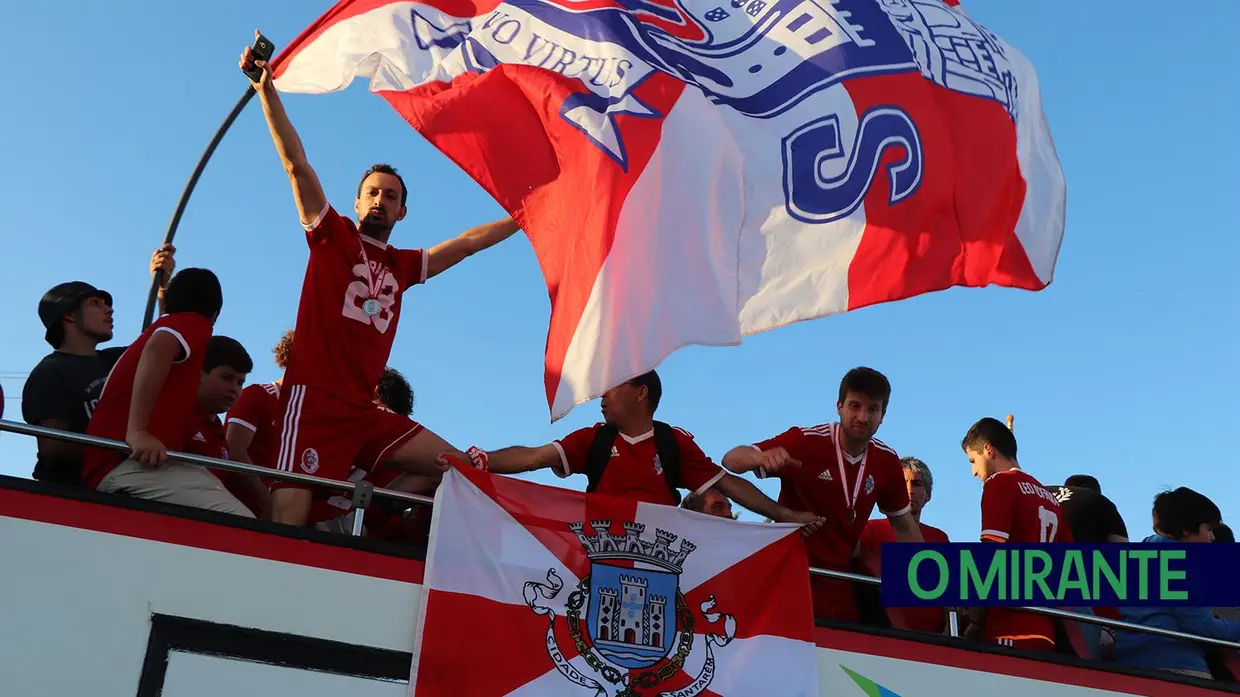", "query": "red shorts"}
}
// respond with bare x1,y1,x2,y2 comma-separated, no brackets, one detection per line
274,385,423,490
